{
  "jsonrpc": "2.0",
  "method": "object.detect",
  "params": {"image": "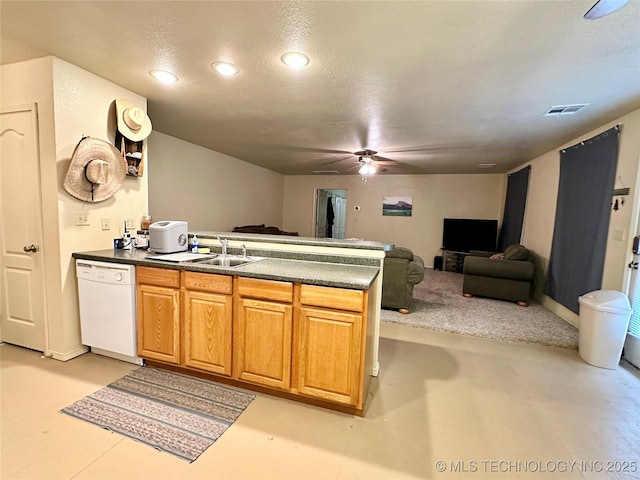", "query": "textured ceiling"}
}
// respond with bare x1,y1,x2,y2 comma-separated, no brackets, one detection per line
1,1,639,175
